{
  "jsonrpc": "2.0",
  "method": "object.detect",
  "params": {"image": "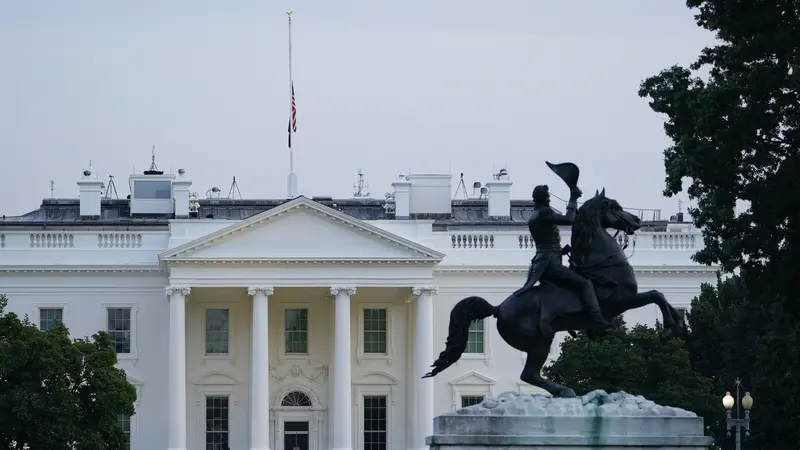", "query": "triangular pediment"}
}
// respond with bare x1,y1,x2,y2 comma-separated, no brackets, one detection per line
448,371,497,386
160,197,444,262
